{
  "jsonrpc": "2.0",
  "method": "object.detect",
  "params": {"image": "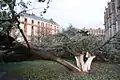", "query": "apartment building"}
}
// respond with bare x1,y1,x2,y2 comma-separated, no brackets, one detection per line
80,27,105,40
82,27,105,36
11,13,59,43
